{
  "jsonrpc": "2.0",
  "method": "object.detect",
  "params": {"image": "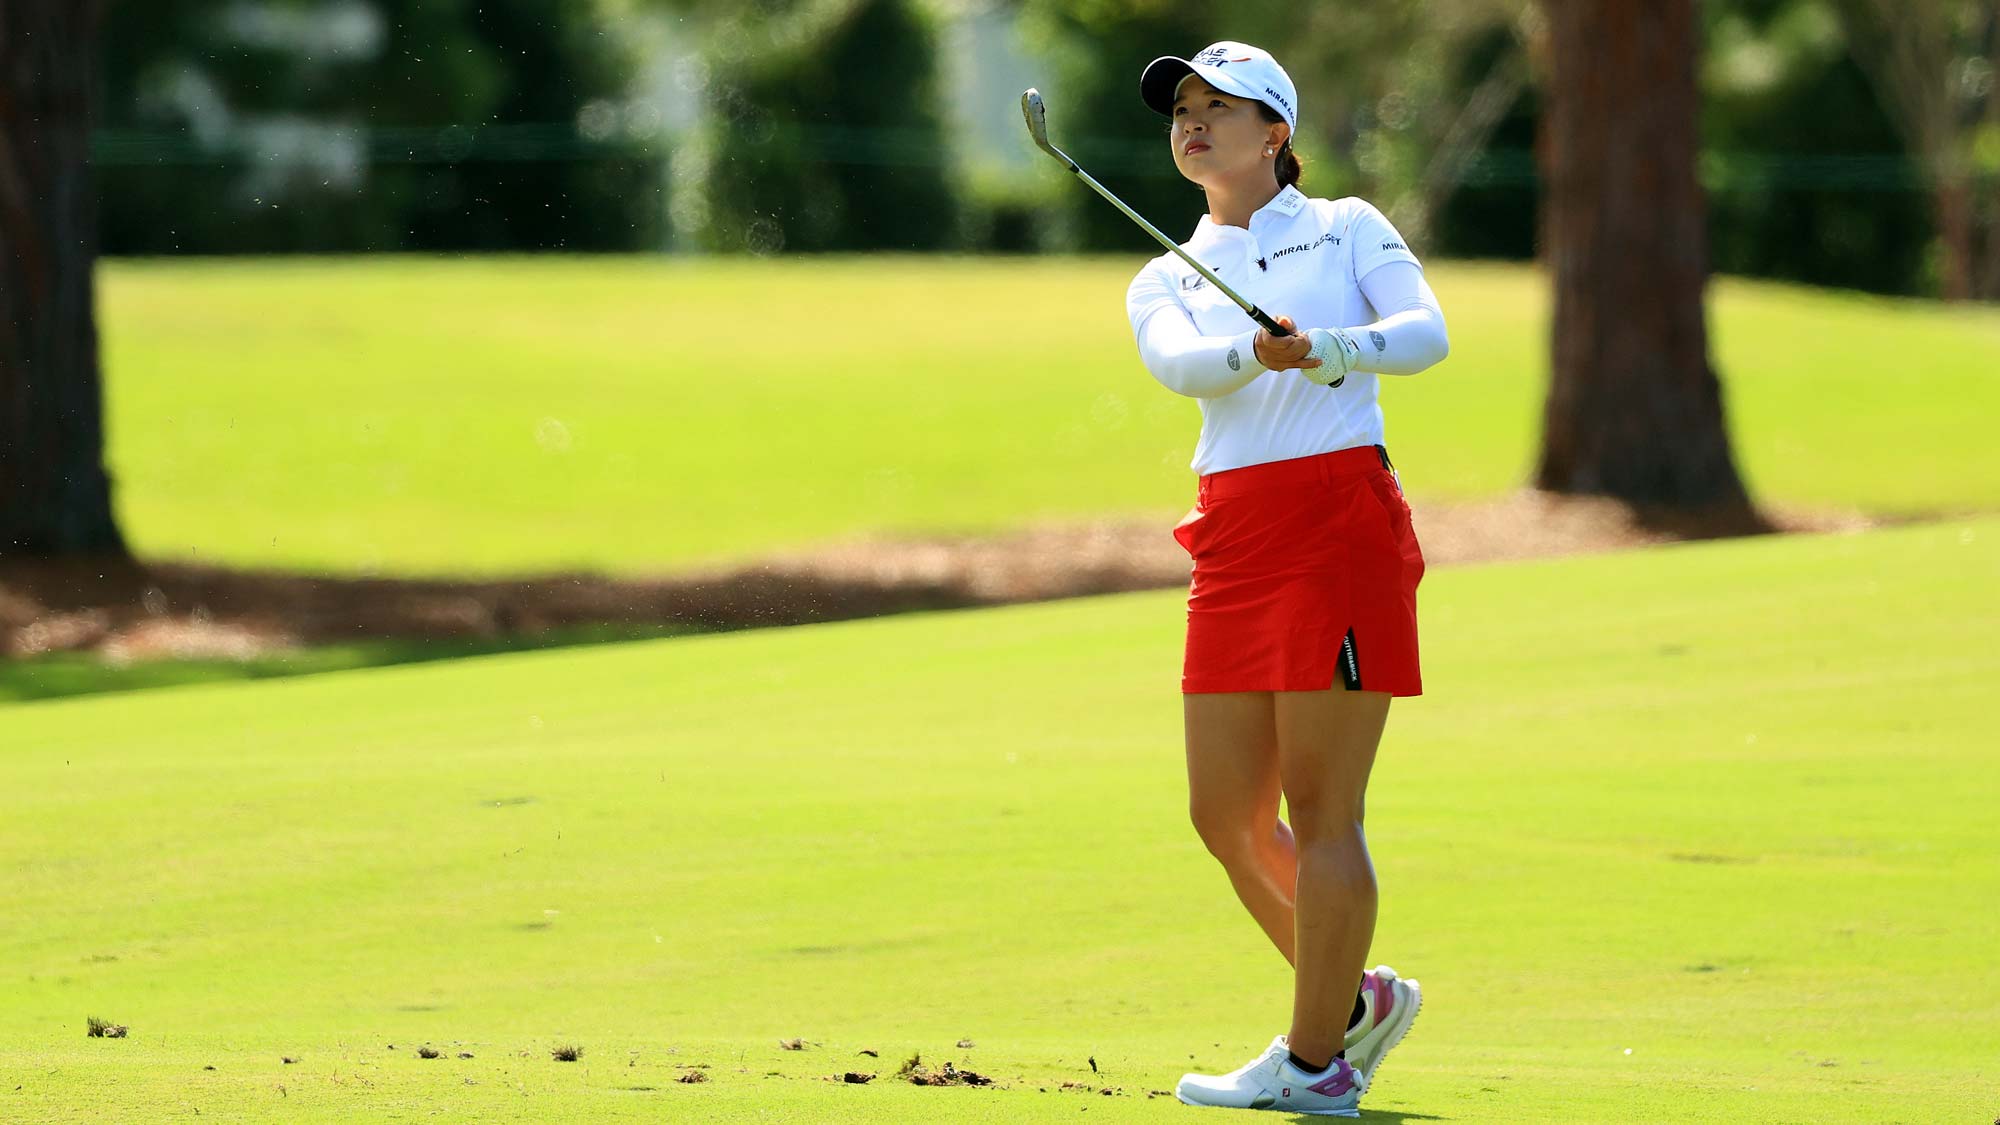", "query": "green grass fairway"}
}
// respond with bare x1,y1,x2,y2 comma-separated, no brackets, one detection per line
99,257,2000,578
5,516,1994,1122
